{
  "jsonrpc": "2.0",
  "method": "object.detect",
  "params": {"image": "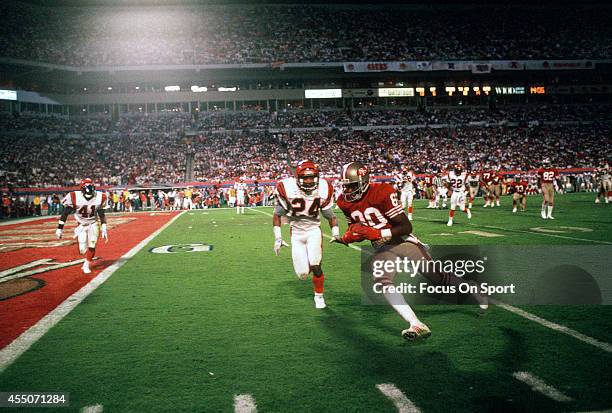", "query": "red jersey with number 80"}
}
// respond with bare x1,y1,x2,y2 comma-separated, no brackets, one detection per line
61,191,107,225
337,182,404,232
